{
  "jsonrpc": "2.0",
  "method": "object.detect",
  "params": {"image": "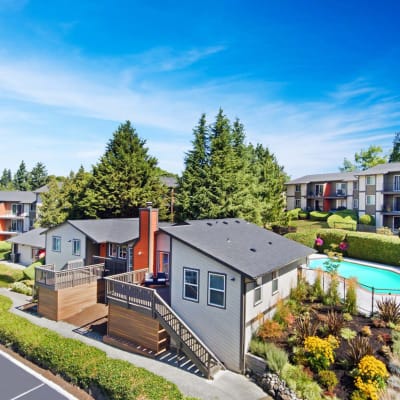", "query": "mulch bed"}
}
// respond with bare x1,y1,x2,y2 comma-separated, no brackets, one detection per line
273,302,392,399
